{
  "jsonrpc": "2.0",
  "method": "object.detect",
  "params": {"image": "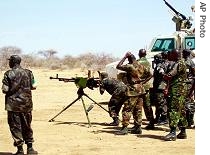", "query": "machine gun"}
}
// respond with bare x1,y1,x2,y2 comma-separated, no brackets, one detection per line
49,73,100,90
163,0,192,31
48,72,109,127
